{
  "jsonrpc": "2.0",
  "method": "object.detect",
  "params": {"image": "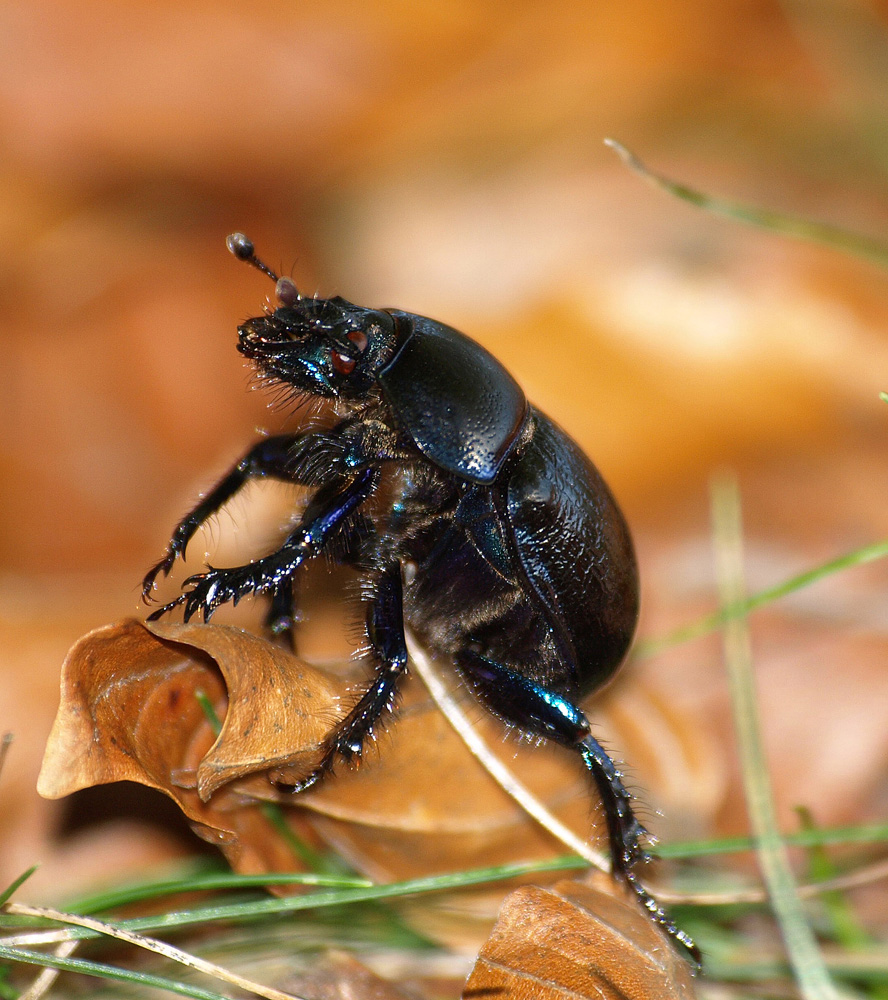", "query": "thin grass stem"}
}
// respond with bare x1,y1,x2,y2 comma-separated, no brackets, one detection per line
712,474,839,1000
635,537,888,660
605,138,888,270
